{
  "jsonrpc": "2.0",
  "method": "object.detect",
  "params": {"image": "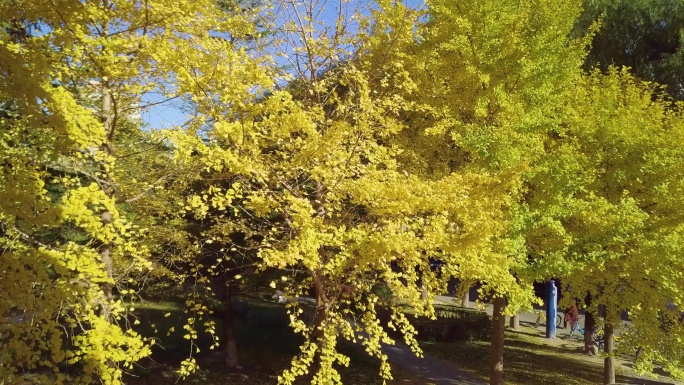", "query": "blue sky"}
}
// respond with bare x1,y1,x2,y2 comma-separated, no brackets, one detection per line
141,0,425,130
140,91,186,129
